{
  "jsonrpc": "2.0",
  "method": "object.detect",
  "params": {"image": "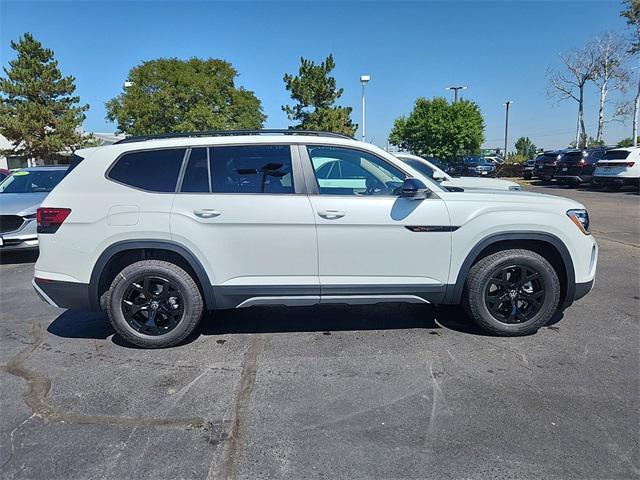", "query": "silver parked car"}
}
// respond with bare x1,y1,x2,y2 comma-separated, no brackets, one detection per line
0,166,68,251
